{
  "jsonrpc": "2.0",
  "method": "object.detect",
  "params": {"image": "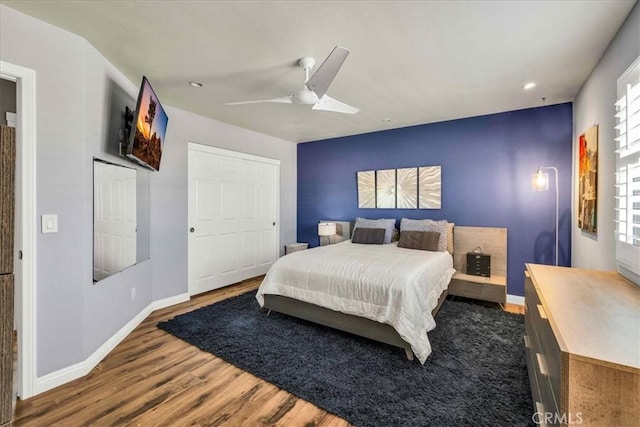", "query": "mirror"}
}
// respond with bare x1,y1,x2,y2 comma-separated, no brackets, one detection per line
93,159,150,282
